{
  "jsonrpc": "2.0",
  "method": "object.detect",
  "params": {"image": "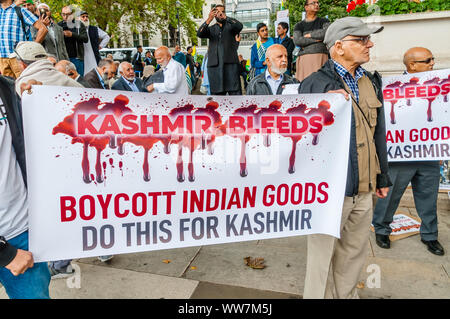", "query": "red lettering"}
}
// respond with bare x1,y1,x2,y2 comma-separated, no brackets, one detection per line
60,196,77,222
97,194,112,219
427,85,440,98
121,114,139,134
140,115,159,134
228,116,245,134
99,114,121,134
317,182,329,203
77,114,98,135
309,116,323,134
206,189,220,212
114,193,129,218
263,185,275,206
290,183,303,205
194,115,212,135
304,183,316,204
383,89,394,100
132,193,147,217
162,115,184,135
441,83,450,95
416,86,427,98
404,86,415,99
292,116,308,134
276,184,289,206
80,195,95,220
261,116,275,134
276,116,290,134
